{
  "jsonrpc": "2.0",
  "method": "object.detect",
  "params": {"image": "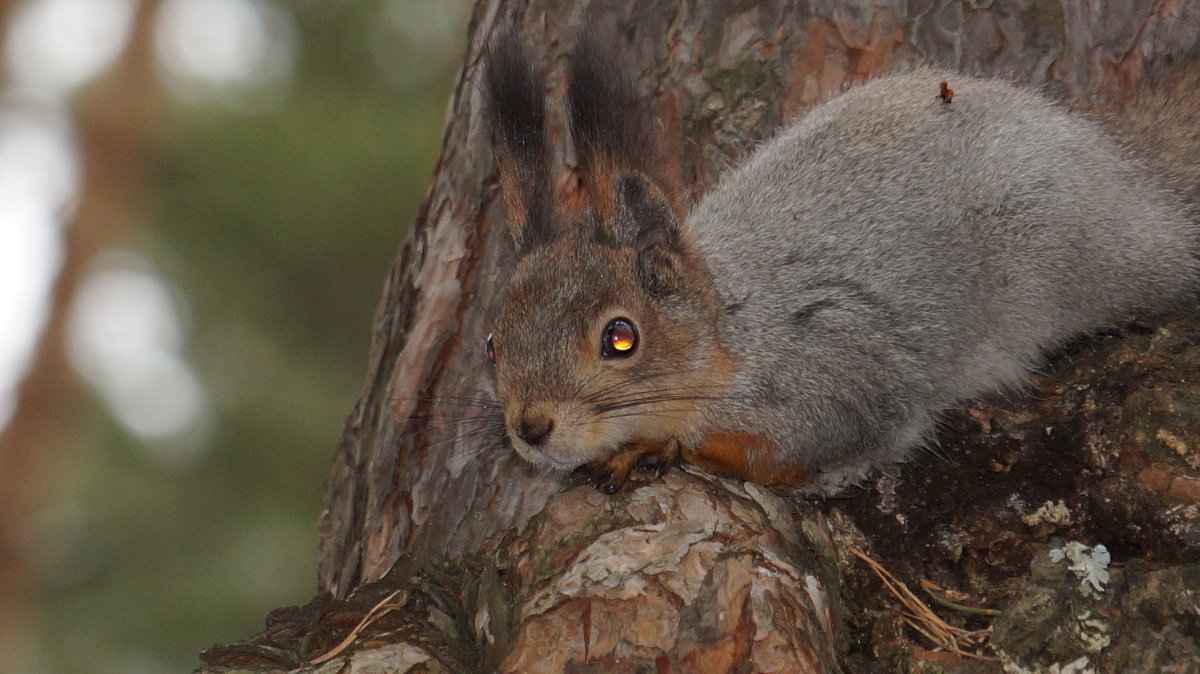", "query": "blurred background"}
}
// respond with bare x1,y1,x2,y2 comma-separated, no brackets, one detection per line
0,0,472,671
